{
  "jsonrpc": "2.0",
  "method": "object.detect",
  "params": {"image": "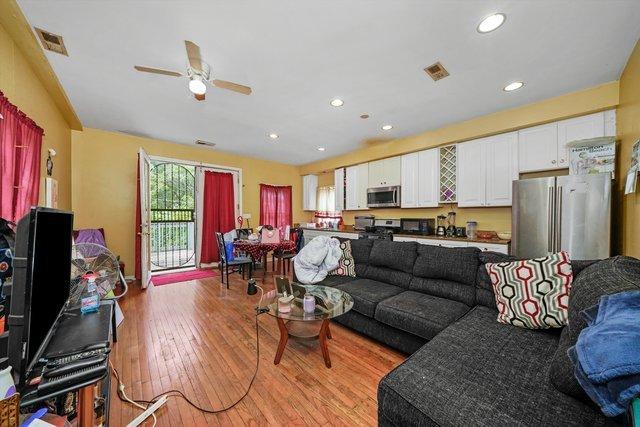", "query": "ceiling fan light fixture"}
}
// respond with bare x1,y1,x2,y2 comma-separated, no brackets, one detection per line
189,75,207,95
